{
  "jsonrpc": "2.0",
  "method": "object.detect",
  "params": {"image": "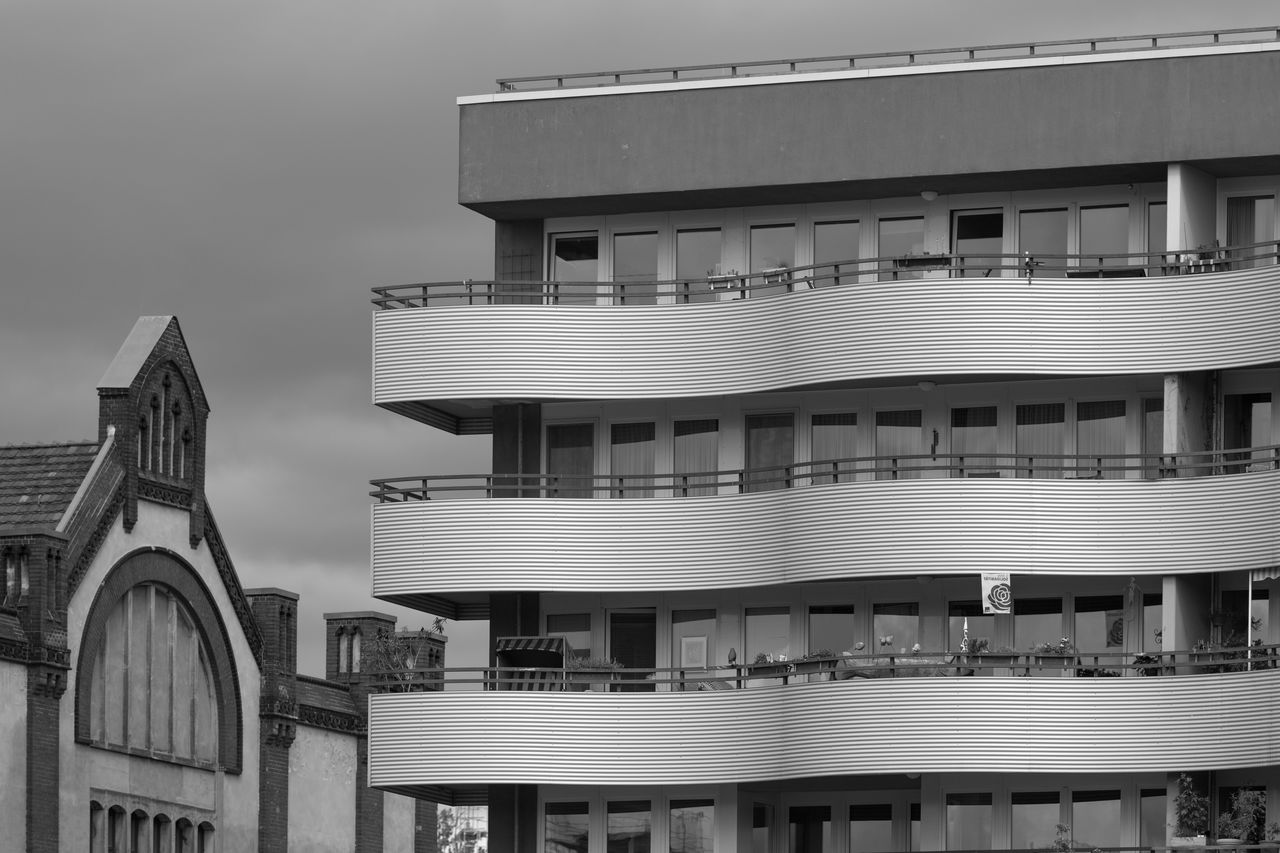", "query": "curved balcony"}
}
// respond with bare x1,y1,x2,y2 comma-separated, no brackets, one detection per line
370,450,1280,606
367,663,1280,792
371,245,1280,426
